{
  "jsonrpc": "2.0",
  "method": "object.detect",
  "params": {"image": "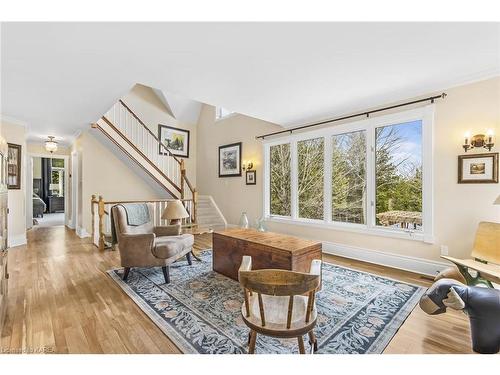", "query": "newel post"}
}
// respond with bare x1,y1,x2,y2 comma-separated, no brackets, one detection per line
192,188,198,224
98,195,106,251
91,194,97,243
180,159,186,199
